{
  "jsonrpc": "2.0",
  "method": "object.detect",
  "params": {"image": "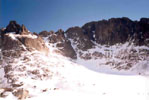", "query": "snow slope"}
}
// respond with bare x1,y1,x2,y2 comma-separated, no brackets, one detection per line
0,48,149,100
76,42,149,75
0,34,149,100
